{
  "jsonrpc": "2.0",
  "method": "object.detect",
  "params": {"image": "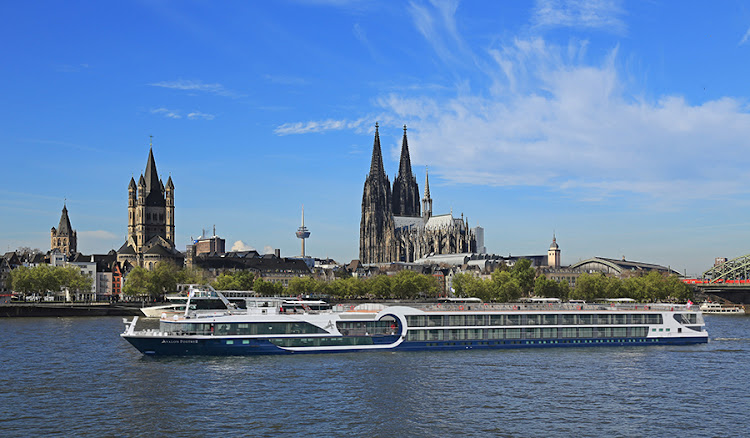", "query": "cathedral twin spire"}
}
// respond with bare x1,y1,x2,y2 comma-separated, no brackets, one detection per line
392,125,421,217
